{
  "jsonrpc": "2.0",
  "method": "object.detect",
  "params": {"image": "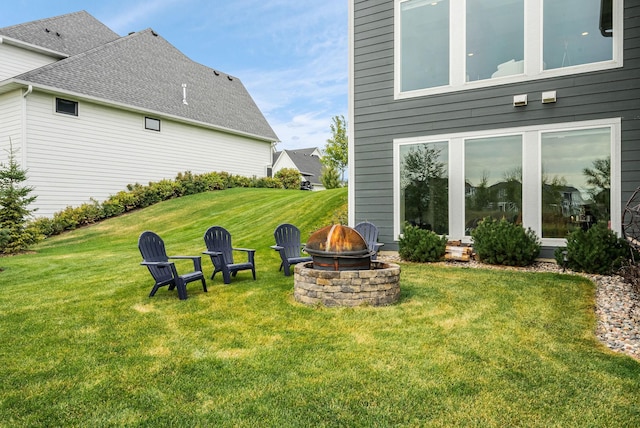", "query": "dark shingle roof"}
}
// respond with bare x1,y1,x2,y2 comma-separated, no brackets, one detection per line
275,148,323,182
0,11,120,55
3,12,278,141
